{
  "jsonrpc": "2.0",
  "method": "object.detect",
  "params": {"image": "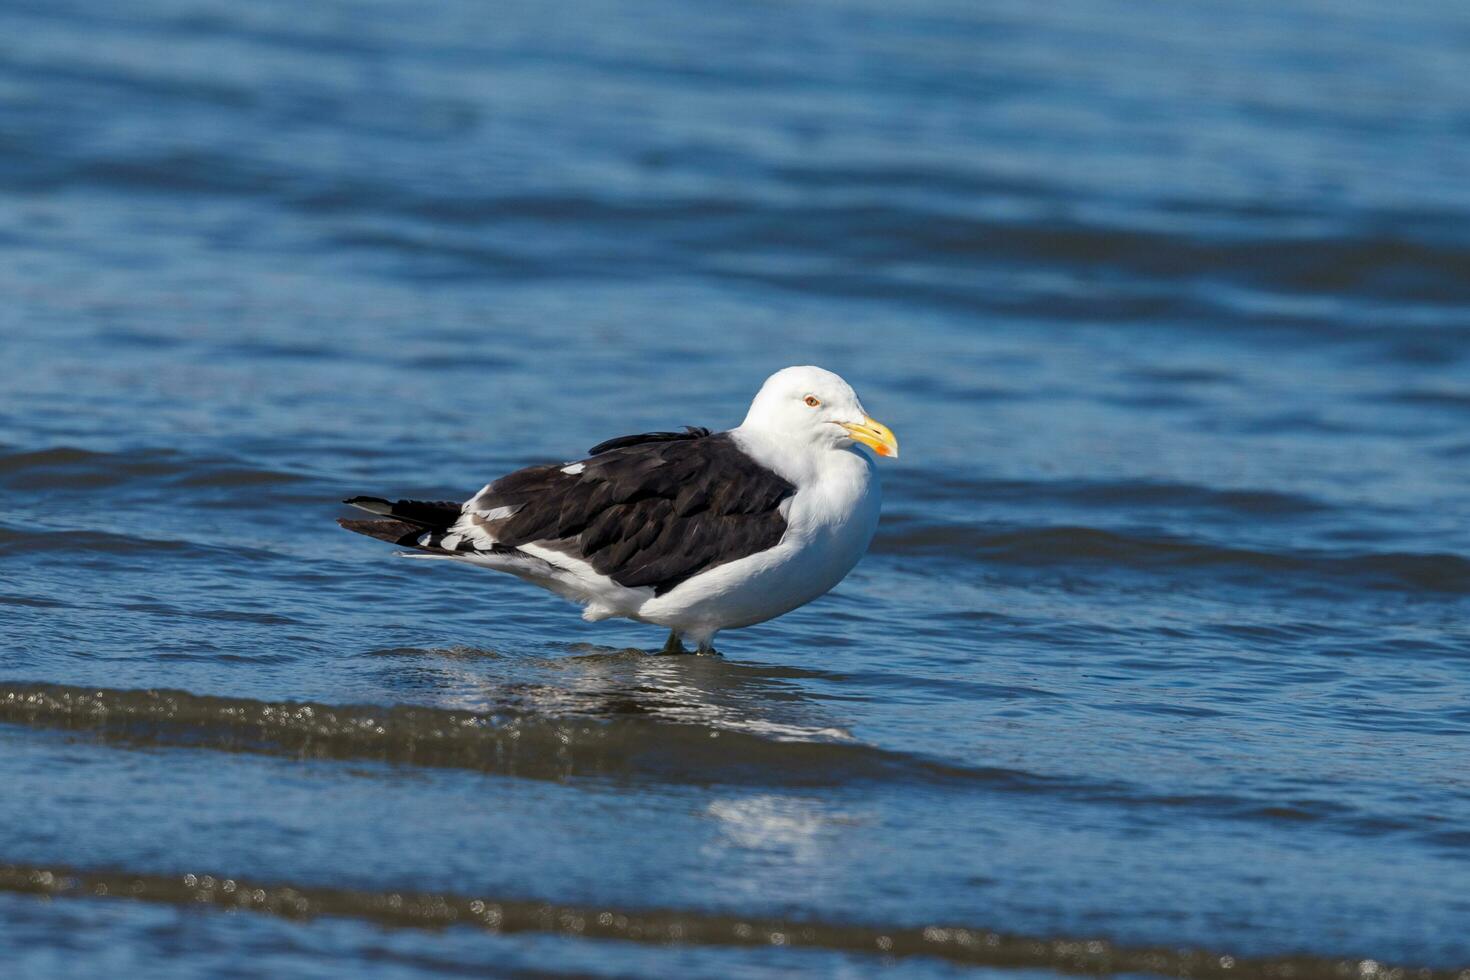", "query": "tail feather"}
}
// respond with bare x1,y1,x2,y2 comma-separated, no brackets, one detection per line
337,516,551,579
340,496,460,552
340,495,538,562
337,516,469,555
337,518,426,547
343,496,460,529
